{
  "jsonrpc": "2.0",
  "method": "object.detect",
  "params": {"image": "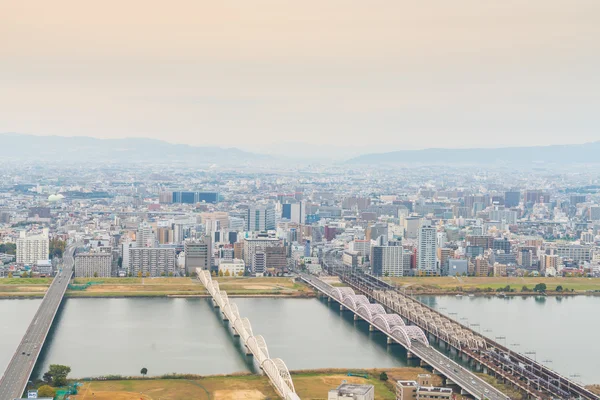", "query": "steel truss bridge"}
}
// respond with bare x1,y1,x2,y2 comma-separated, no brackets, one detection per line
197,269,300,400
323,252,598,400
301,274,509,400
